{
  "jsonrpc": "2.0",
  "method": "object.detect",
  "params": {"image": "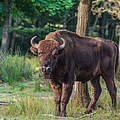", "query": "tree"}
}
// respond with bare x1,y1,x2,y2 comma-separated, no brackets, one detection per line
118,25,120,52
92,0,120,40
92,0,120,50
1,0,10,51
73,0,92,107
76,0,92,36
0,0,76,52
